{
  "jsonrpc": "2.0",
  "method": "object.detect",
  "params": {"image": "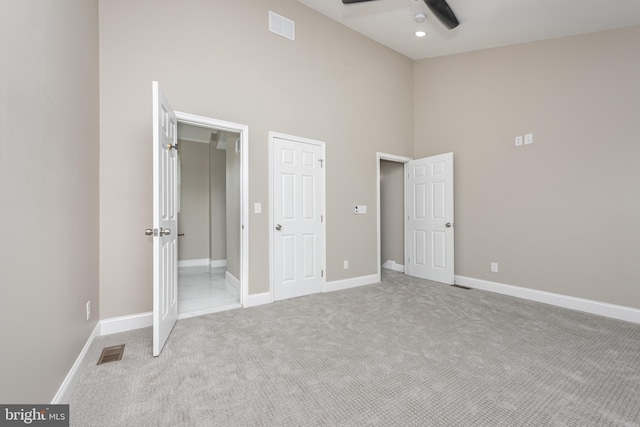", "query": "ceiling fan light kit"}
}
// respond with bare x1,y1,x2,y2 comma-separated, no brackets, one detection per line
342,0,459,30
